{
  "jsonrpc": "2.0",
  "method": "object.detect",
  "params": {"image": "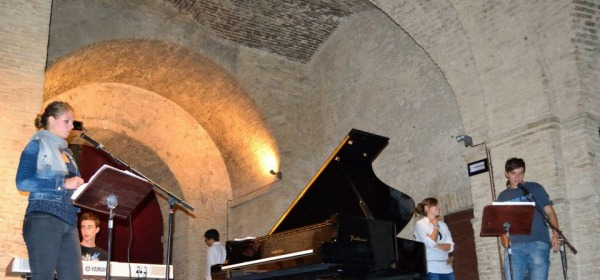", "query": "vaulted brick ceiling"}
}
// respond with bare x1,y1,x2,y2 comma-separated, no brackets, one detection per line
163,0,376,63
